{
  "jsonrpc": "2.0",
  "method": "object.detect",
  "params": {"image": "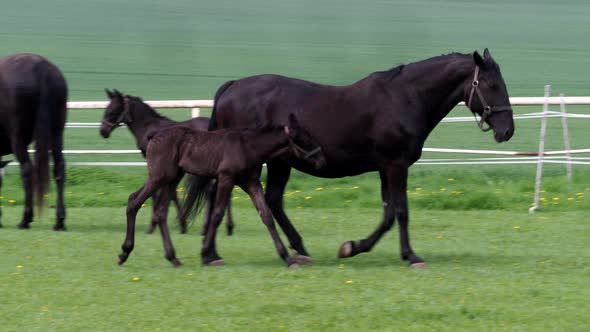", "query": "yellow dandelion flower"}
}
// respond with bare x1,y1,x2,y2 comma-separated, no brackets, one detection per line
296,206,303,209
176,188,185,193
540,190,546,193
568,197,574,201
351,186,360,190
41,306,49,312
338,264,344,269
43,194,50,198
552,197,560,201
131,277,141,281
304,196,312,200
141,204,146,208
16,265,23,269
96,192,105,195
440,188,447,192
576,192,584,196
345,280,353,284
25,256,32,259
447,178,455,182
8,199,16,204
513,226,521,230
315,187,324,191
